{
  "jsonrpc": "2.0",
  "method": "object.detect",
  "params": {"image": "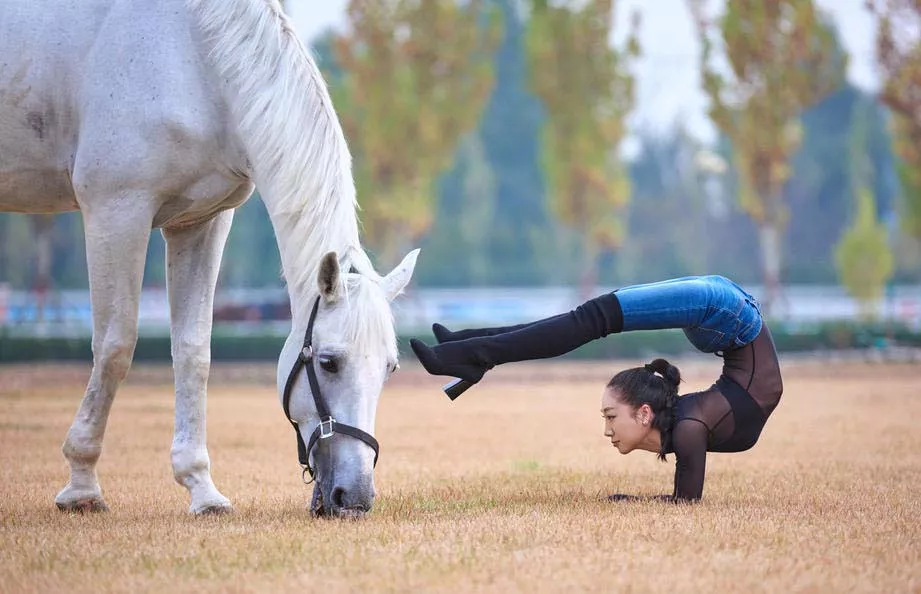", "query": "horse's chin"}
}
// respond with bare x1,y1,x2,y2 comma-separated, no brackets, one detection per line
309,484,368,520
